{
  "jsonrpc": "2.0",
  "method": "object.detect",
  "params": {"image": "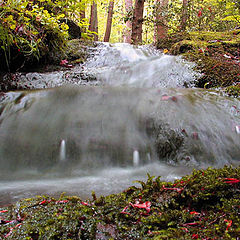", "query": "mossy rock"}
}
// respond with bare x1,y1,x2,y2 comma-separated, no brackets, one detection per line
156,32,191,50
225,85,240,97
170,40,207,55
157,31,240,53
1,166,240,239
157,31,240,93
64,39,93,62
